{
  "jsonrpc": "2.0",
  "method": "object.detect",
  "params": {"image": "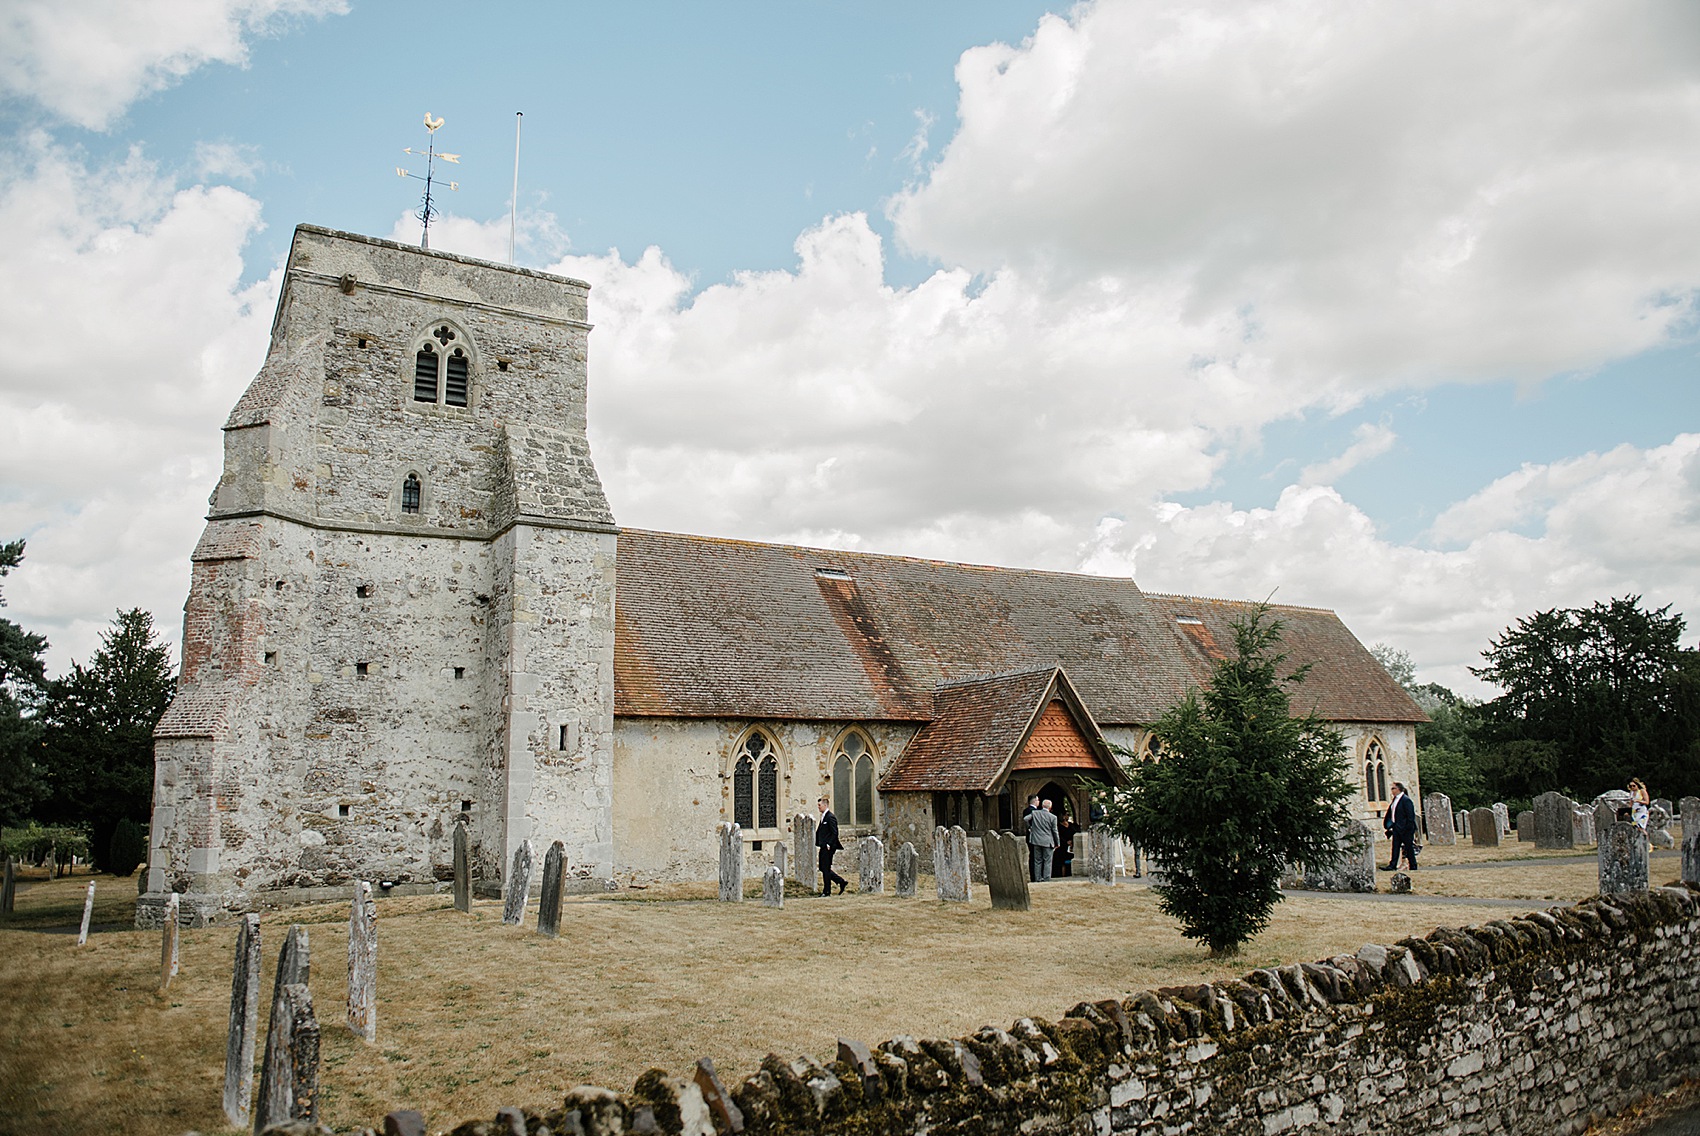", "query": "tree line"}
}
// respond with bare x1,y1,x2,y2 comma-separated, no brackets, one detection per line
0,540,172,873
